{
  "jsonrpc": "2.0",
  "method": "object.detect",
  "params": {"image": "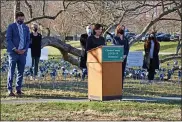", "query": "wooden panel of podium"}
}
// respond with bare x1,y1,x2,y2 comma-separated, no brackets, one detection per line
87,46,124,101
